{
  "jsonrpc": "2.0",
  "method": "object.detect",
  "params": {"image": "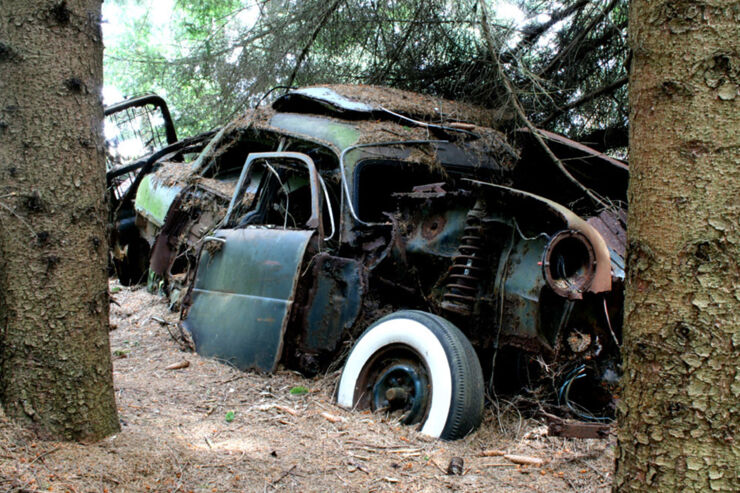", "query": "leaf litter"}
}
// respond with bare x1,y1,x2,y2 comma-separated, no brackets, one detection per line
0,280,615,492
